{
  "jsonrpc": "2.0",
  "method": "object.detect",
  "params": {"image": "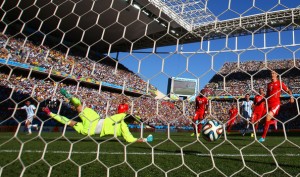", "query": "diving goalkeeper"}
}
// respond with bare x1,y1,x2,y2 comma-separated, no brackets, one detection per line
42,89,153,143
